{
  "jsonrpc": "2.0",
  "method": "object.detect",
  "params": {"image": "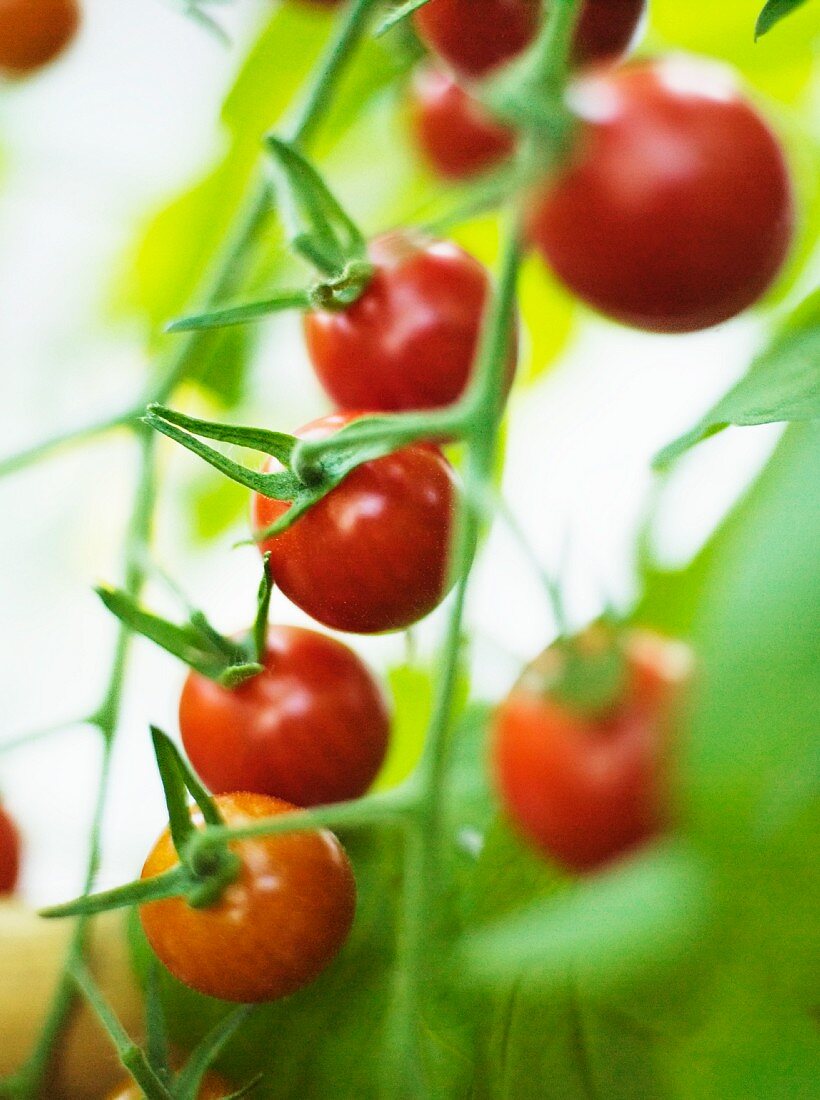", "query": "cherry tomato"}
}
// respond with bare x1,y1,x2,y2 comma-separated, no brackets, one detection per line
0,801,20,895
0,0,79,77
305,231,516,414
528,58,795,333
414,0,539,78
180,626,390,808
413,0,645,78
492,629,692,872
410,66,517,181
107,1071,232,1100
252,413,457,635
140,792,356,1003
